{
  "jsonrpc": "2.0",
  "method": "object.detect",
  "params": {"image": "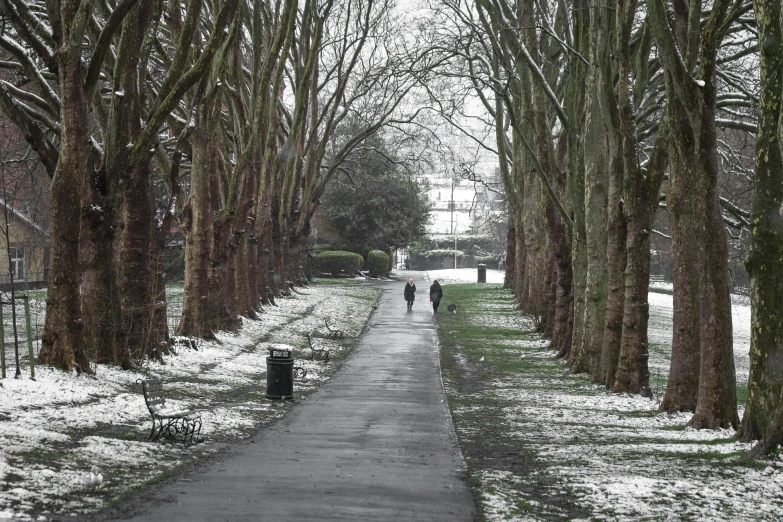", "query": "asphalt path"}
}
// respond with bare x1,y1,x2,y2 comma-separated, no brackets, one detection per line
102,273,476,521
